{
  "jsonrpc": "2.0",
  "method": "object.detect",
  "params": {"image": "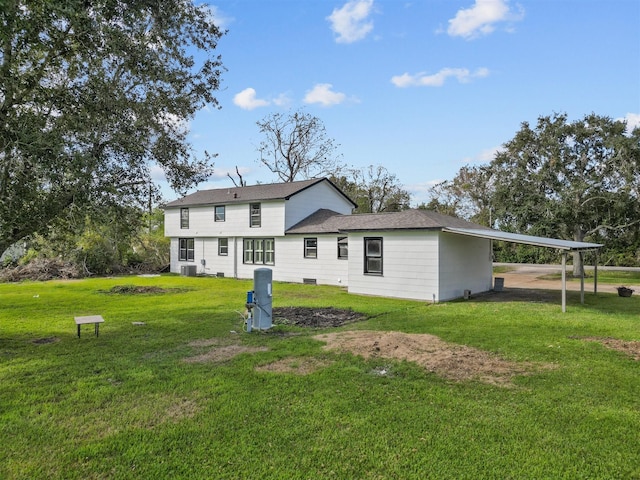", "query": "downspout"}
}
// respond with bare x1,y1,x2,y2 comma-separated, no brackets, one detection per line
233,237,238,279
